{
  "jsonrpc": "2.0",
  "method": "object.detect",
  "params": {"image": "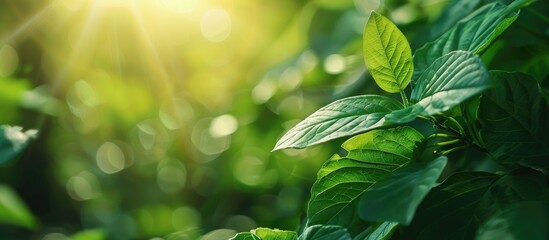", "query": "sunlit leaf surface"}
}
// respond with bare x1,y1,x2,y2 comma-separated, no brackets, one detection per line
299,225,351,240
274,95,403,150
307,127,424,227
363,11,413,93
